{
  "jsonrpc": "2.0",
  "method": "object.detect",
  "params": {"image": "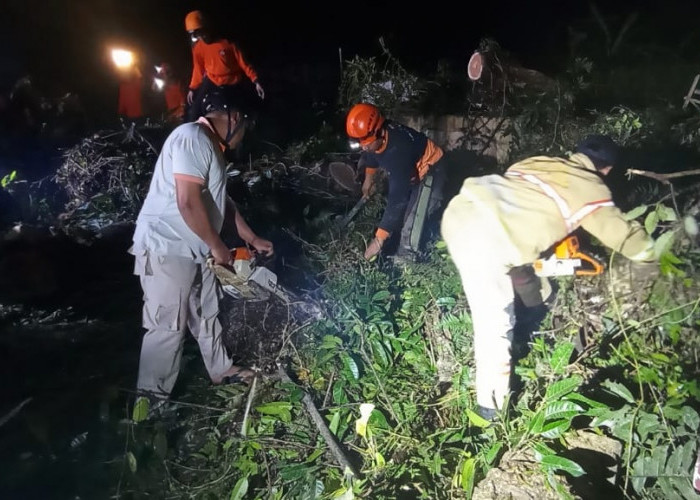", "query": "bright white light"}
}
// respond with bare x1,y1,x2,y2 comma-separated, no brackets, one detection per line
154,65,162,74
111,49,134,69
154,77,165,90
348,140,361,150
